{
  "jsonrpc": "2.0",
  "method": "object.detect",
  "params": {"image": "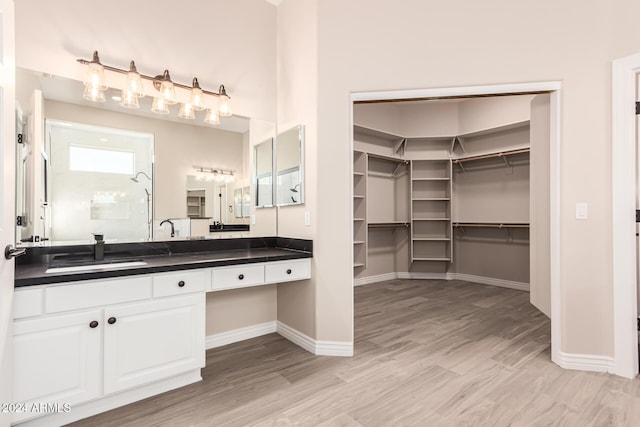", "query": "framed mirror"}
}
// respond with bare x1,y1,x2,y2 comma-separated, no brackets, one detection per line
254,138,274,208
276,125,304,206
15,67,273,245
